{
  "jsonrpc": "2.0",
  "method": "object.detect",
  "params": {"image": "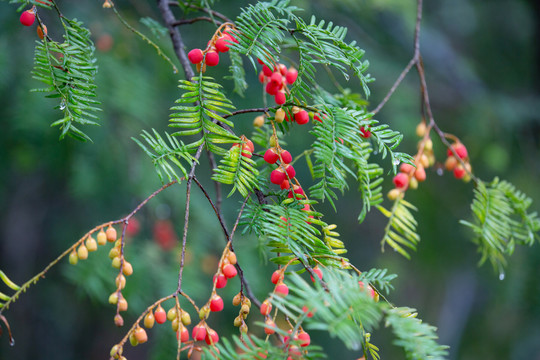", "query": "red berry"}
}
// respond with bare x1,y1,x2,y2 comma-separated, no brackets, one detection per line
280,150,292,164
280,180,290,190
20,9,36,27
215,35,232,52
310,266,323,282
286,68,298,84
264,148,280,164
274,91,286,105
205,328,219,345
262,64,274,77
154,305,167,324
359,281,376,298
245,139,254,153
297,331,311,347
294,110,309,125
393,173,409,189
414,165,426,182
302,203,310,212
265,81,280,95
271,270,283,284
188,49,204,64
285,164,296,179
258,71,266,83
223,28,238,43
275,283,289,297
213,274,227,289
448,143,468,159
270,72,283,86
399,163,415,174
205,51,220,66
270,168,286,185
264,319,276,335
360,126,371,138
287,185,304,199
453,165,466,179
257,58,264,65
177,326,190,343
192,324,207,341
302,305,314,318
222,264,237,278
210,295,224,312
260,299,272,316
279,64,288,75
313,113,322,123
